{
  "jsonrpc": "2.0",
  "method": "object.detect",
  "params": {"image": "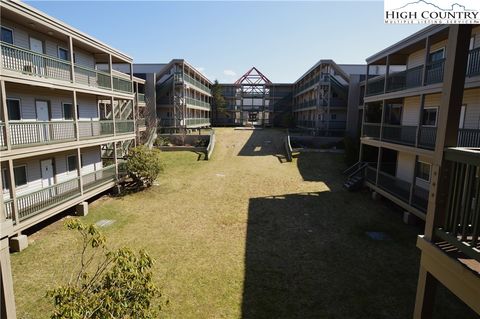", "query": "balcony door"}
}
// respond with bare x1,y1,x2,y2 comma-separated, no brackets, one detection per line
29,37,45,76
36,100,50,143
